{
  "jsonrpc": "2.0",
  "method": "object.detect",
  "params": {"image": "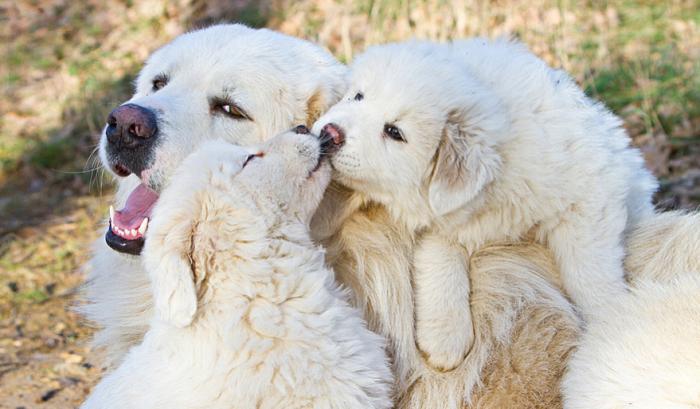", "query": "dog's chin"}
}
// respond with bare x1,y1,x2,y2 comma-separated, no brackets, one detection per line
105,228,145,255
